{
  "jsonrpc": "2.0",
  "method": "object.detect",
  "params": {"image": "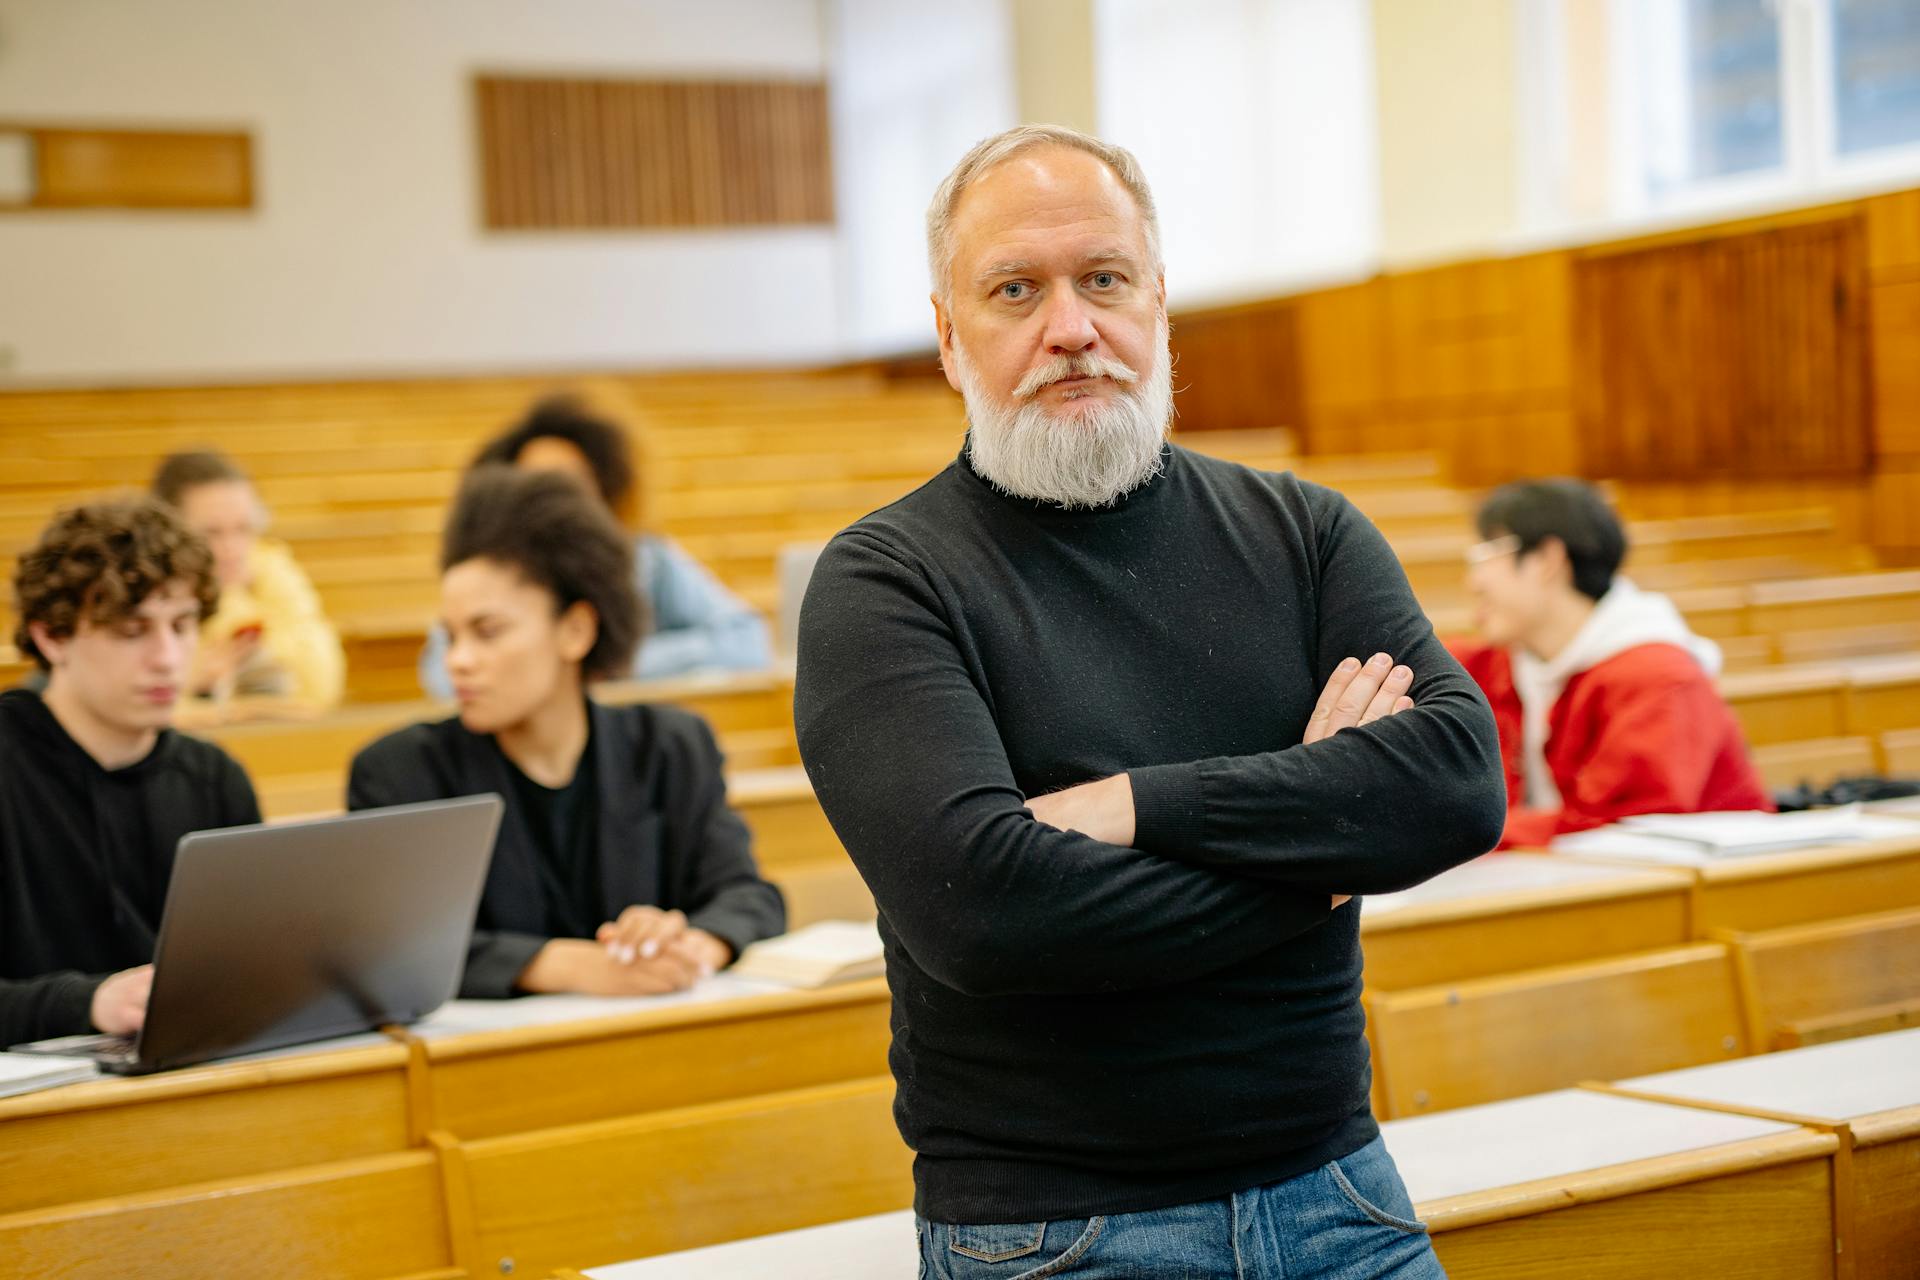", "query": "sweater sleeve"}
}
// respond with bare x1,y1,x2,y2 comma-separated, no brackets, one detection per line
1502,671,1739,848
0,971,101,1047
668,715,787,960
794,531,1335,1000
346,736,543,999
1127,488,1507,895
